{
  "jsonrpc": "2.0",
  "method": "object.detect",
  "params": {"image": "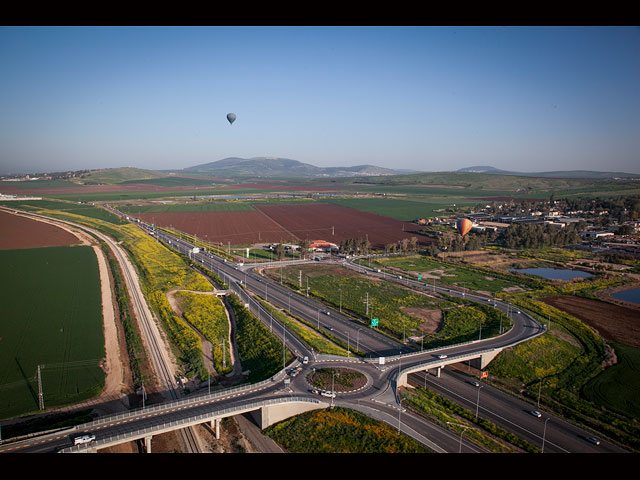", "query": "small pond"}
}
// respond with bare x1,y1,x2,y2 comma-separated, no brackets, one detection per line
611,288,640,305
510,267,594,281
